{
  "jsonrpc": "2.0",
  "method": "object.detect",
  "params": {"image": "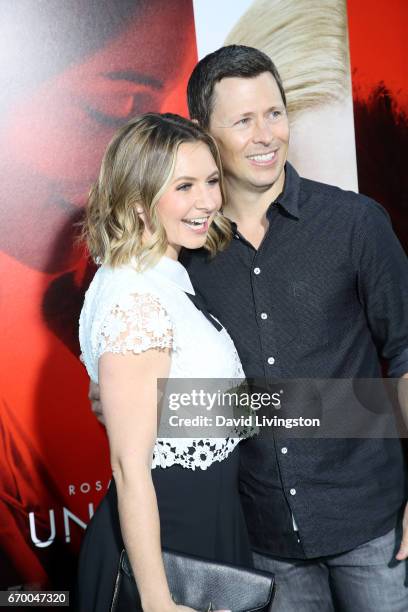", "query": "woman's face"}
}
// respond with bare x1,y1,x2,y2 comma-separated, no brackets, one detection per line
0,0,197,272
155,142,222,260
